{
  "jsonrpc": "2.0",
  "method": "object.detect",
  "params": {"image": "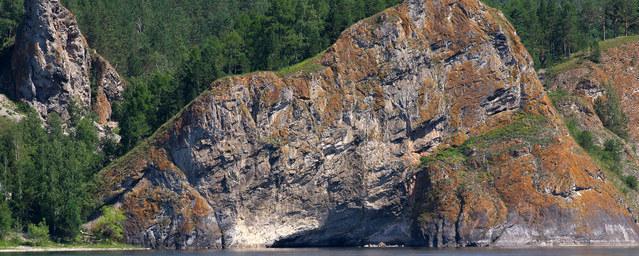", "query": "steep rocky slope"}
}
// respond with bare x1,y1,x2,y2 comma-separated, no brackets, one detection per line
98,0,639,249
547,38,639,218
7,0,124,126
547,39,639,145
